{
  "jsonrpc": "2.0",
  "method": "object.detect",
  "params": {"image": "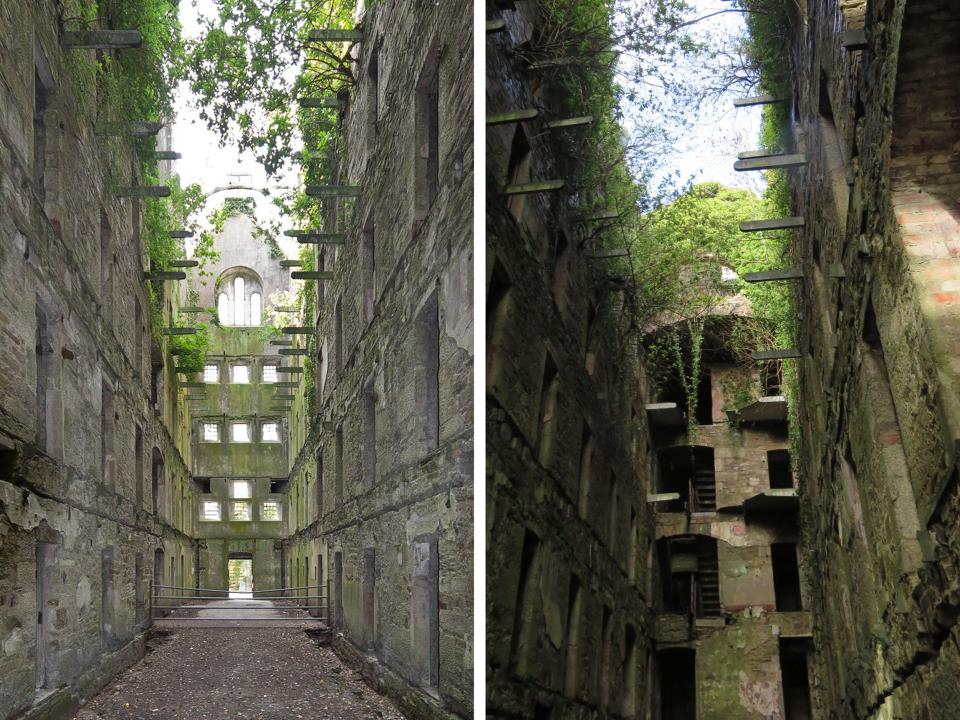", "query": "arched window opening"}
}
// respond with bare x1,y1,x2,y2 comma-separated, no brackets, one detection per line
234,277,246,326
217,293,231,325
250,292,262,326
